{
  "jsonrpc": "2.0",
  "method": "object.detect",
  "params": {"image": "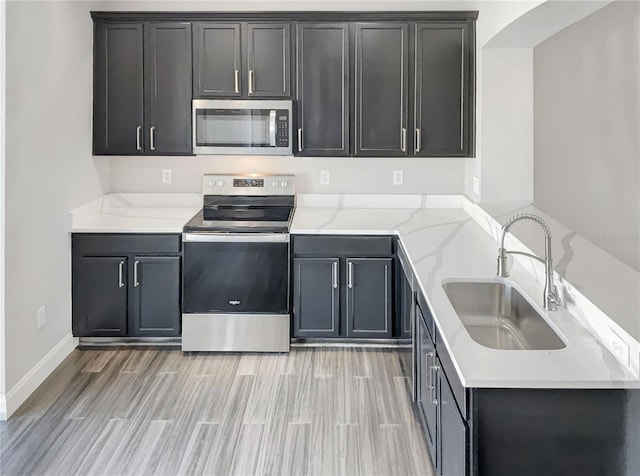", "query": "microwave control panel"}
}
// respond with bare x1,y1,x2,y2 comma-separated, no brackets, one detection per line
276,110,289,147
